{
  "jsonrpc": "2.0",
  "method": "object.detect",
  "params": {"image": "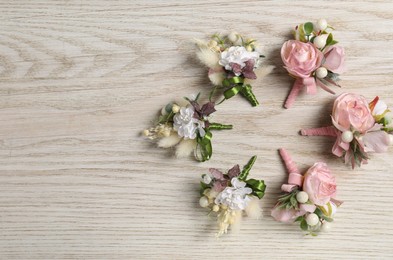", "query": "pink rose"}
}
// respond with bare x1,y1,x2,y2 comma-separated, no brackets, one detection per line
332,93,375,133
281,40,323,78
323,46,345,74
303,162,337,206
